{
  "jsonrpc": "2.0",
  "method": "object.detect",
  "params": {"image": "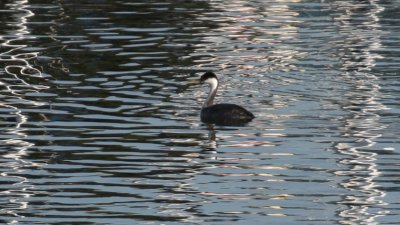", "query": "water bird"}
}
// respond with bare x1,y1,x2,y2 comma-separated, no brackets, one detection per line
190,71,255,125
